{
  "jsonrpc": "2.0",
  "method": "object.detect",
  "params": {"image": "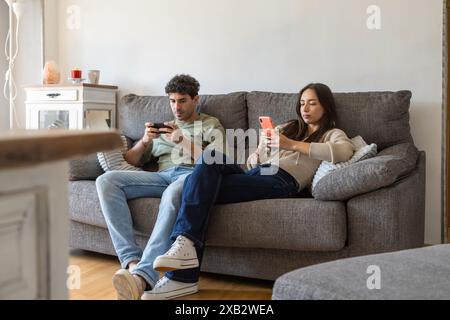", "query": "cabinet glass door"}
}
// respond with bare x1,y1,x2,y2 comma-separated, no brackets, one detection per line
85,110,111,130
38,110,70,129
